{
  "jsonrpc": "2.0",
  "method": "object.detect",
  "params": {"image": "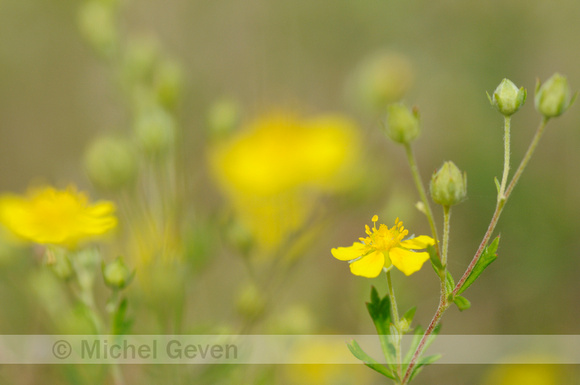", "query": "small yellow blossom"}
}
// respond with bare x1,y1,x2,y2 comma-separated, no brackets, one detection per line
331,216,434,277
0,186,117,247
